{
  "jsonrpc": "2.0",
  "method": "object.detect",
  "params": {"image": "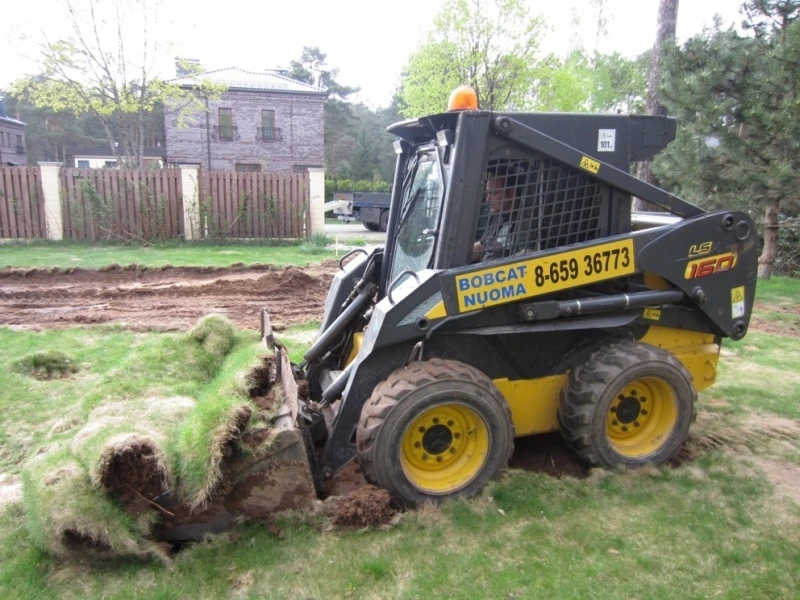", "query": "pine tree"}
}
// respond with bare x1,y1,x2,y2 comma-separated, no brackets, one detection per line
654,0,800,279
